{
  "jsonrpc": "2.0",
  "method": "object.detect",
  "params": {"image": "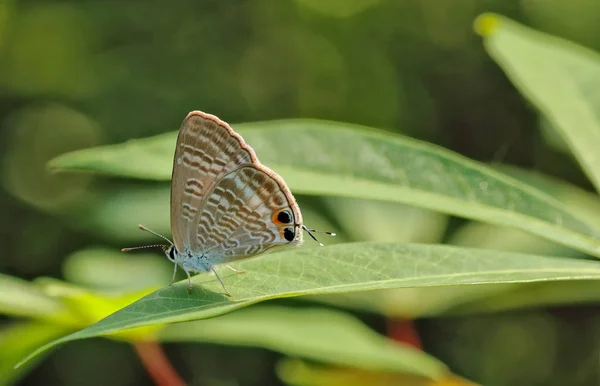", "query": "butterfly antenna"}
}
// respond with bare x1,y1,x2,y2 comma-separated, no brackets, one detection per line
303,228,336,236
302,225,336,247
136,224,173,245
121,244,166,252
